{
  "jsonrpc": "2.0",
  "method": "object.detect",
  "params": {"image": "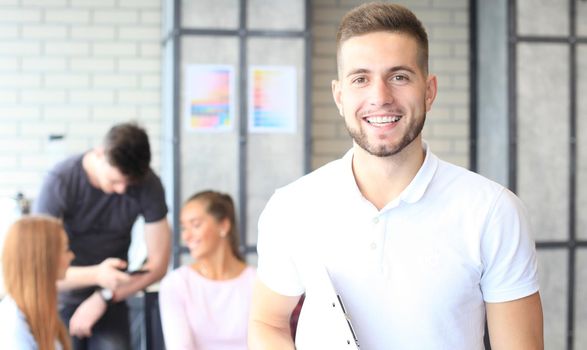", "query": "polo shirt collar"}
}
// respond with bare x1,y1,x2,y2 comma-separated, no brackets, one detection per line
398,142,438,204
340,142,439,207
